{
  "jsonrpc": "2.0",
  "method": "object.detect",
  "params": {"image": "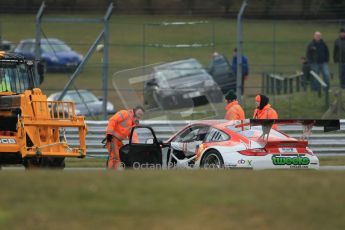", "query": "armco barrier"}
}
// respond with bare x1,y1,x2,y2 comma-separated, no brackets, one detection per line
65,120,345,157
